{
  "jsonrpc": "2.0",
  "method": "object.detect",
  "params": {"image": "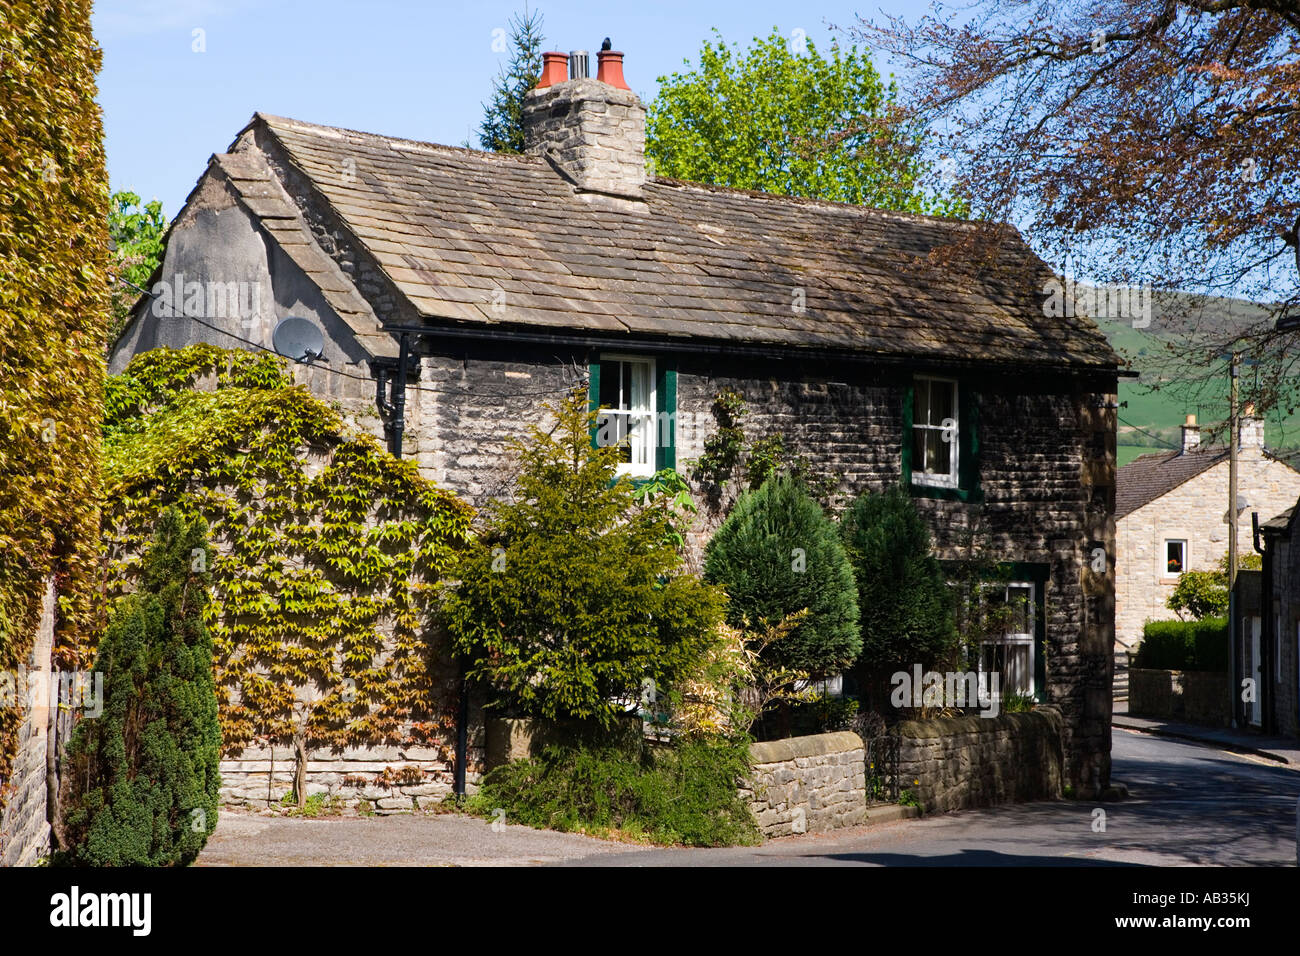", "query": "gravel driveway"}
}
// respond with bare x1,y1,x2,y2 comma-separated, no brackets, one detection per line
197,810,643,867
